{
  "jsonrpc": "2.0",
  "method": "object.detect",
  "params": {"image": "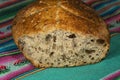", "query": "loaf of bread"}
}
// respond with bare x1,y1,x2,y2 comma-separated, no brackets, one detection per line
12,0,110,68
